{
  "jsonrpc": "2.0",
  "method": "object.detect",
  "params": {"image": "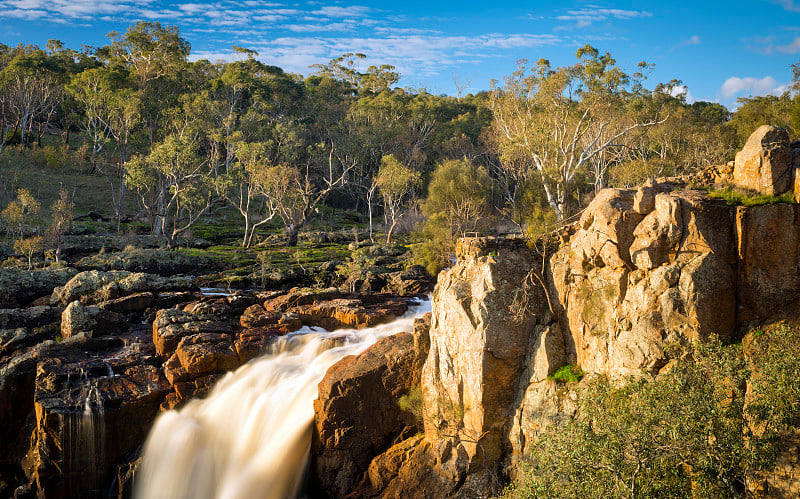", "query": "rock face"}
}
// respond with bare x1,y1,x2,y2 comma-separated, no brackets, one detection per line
733,125,793,195
322,173,800,498
421,237,539,467
552,186,737,378
311,333,417,497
